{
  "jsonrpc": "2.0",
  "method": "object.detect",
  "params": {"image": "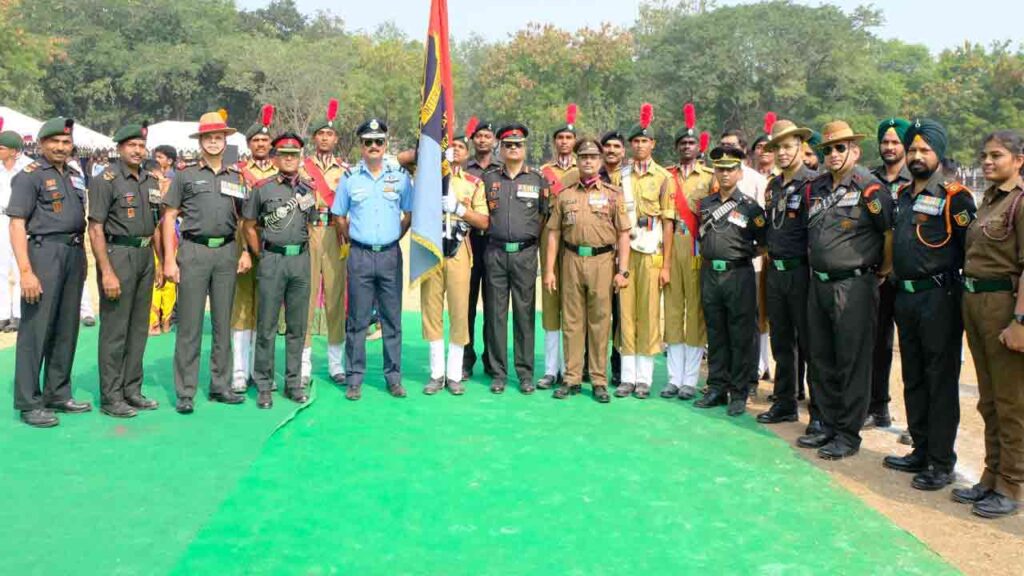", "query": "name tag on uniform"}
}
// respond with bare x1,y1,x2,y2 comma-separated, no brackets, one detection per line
588,193,608,207
786,194,801,210
70,176,86,190
297,193,316,211
836,191,860,208
220,181,245,199
912,195,944,216
517,185,539,200
727,210,748,228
